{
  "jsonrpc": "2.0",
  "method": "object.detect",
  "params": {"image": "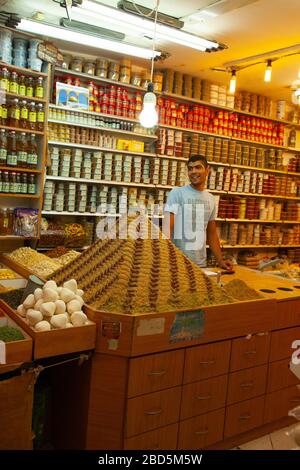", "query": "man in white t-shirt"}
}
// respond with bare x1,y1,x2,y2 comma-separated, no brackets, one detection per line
164,154,233,271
